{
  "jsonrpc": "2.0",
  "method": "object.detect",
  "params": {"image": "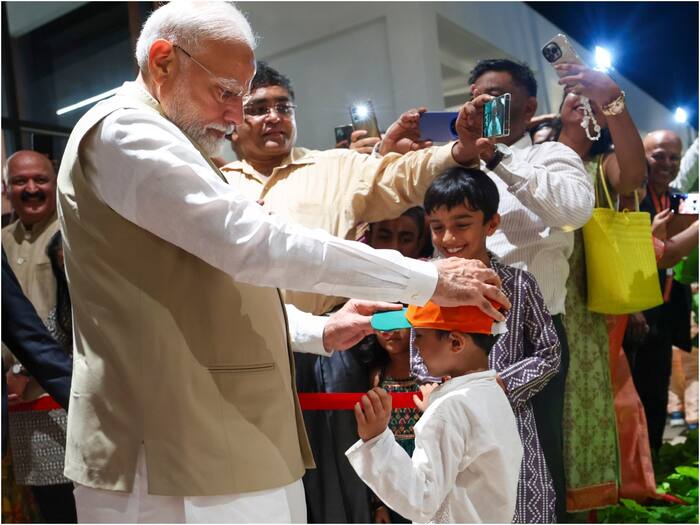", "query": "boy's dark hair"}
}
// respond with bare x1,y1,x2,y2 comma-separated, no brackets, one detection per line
436,330,497,356
251,61,295,100
424,167,500,222
468,59,537,98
